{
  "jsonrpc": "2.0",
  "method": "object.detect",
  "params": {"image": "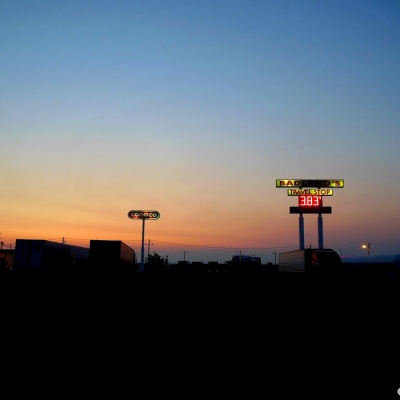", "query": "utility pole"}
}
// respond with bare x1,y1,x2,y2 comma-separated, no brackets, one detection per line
272,251,276,265
147,239,153,259
184,251,188,262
